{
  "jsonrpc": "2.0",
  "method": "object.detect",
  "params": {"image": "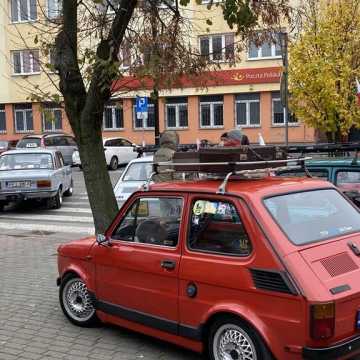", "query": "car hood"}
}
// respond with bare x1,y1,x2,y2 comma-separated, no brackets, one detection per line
114,181,146,199
0,169,54,180
57,236,96,259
